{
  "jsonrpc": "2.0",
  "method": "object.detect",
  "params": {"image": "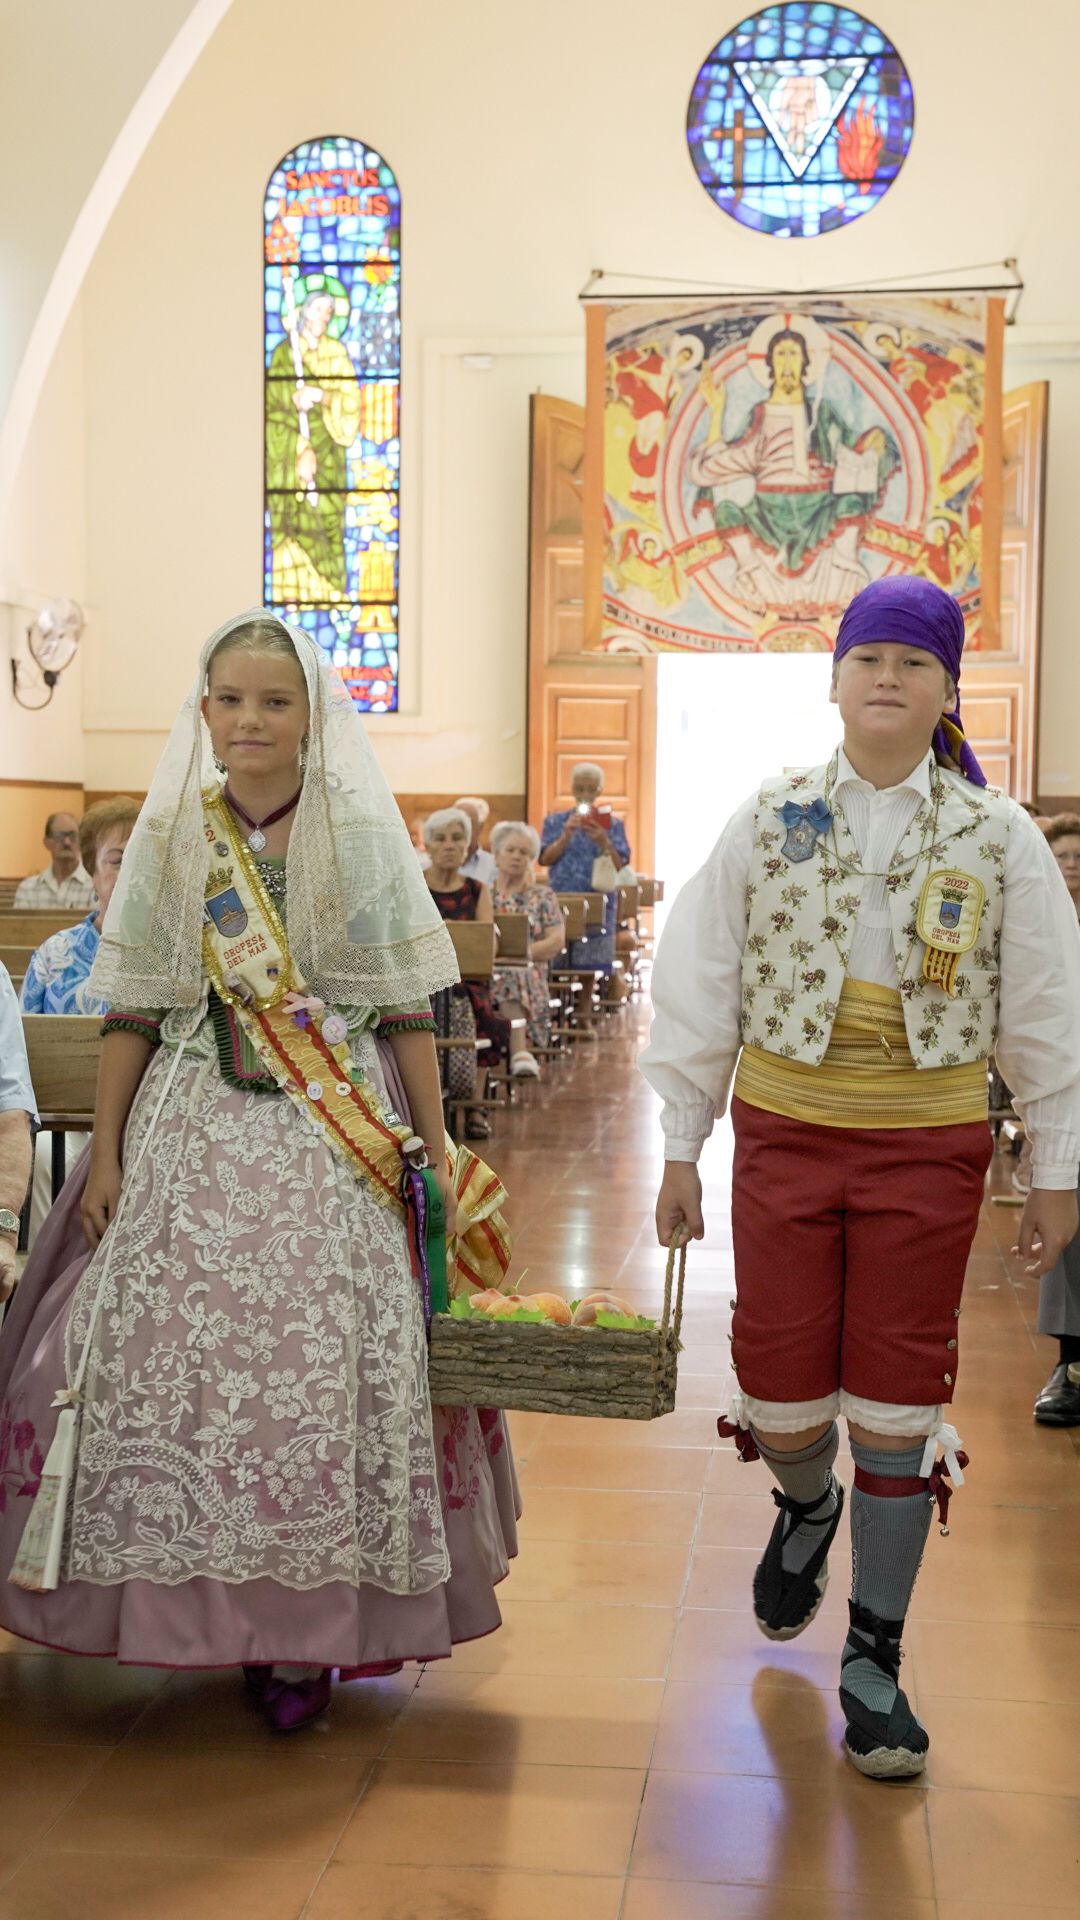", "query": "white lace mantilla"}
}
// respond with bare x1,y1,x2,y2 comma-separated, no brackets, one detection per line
63,1032,450,1594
